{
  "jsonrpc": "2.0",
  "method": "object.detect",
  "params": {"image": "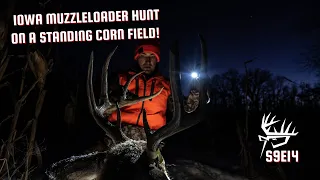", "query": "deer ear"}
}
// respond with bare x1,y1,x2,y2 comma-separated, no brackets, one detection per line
258,135,267,141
